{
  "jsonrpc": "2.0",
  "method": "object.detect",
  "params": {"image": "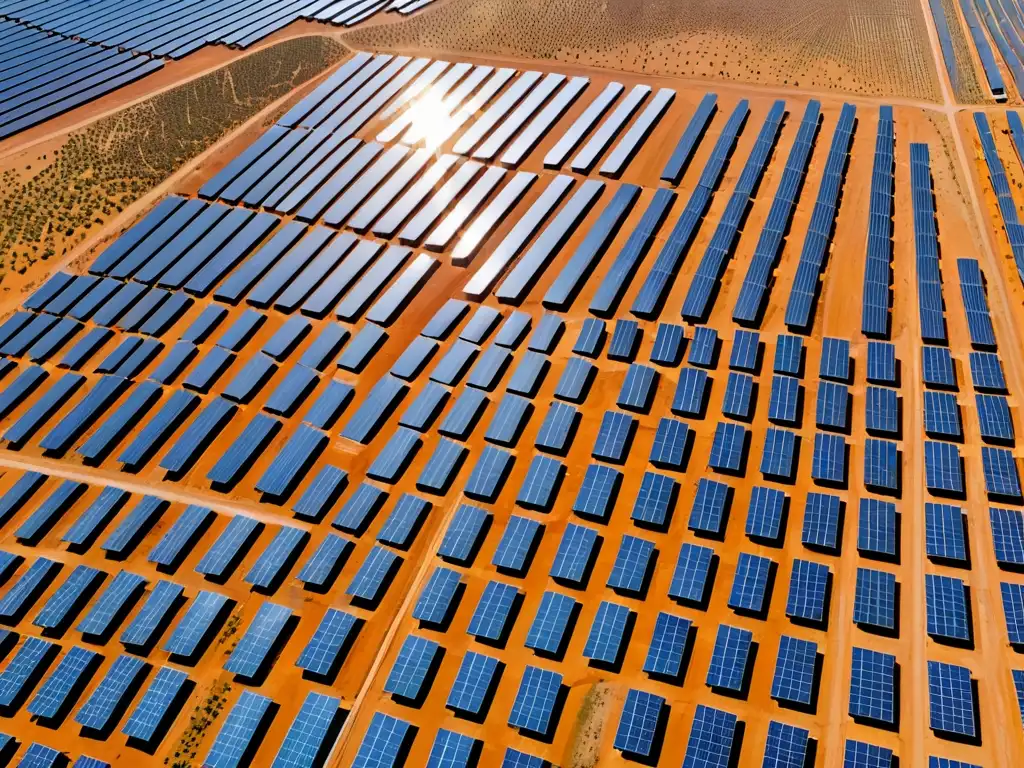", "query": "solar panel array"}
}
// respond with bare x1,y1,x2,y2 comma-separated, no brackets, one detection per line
1,37,1020,767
